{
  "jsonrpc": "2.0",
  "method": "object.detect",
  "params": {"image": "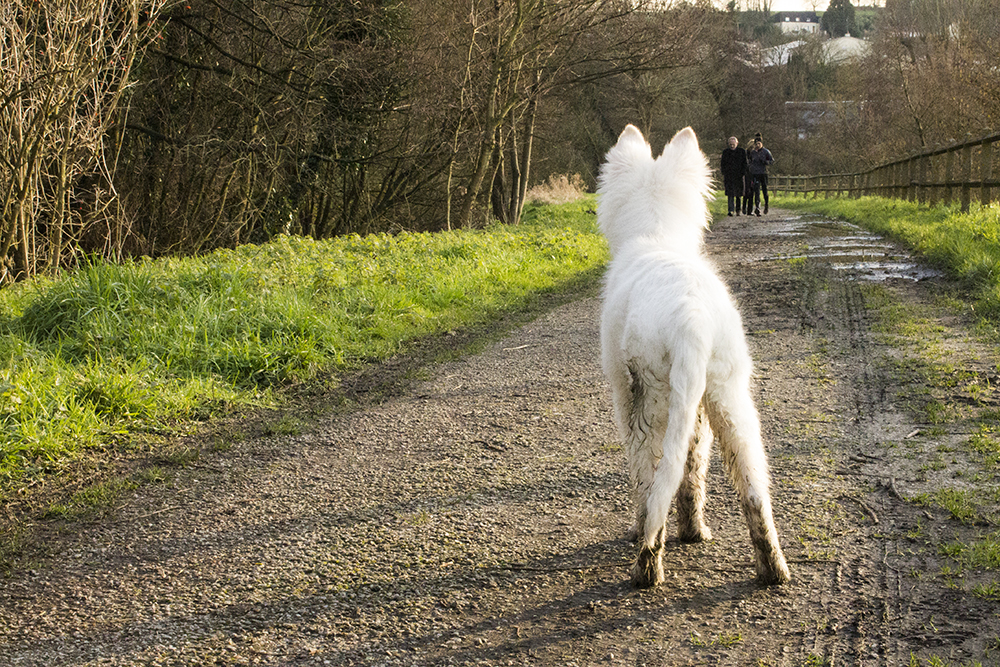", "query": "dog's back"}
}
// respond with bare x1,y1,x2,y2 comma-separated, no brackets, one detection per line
598,124,749,437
